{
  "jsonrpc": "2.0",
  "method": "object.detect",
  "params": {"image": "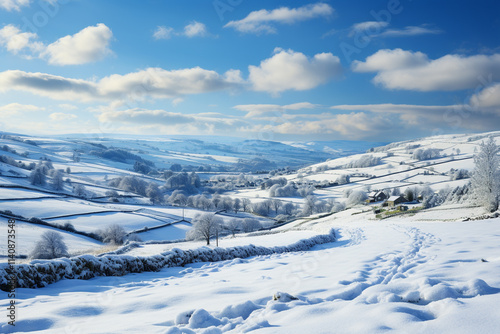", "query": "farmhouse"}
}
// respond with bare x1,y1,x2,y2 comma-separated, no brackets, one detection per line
366,190,387,203
385,195,406,207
